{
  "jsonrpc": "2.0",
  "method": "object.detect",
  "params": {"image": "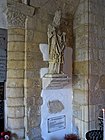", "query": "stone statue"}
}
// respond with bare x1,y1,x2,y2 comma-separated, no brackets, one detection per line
47,10,66,74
